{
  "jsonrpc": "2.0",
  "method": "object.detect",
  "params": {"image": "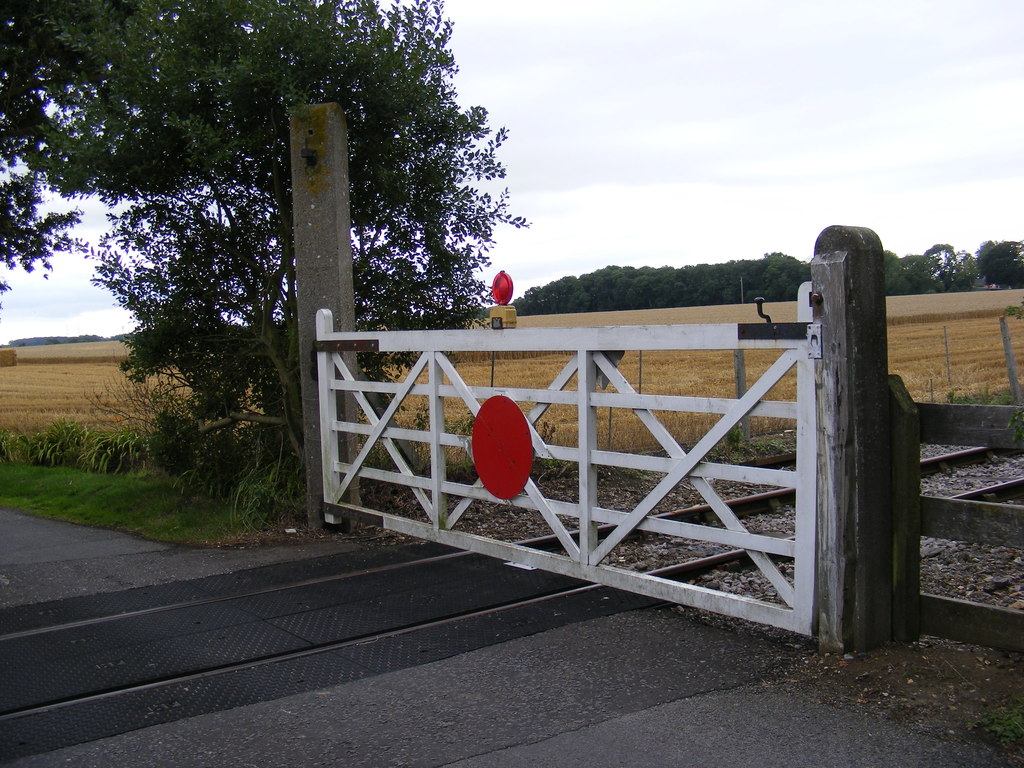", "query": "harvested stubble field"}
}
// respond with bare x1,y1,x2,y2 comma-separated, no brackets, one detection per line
435,288,1024,452
3,290,1024,446
0,342,129,432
